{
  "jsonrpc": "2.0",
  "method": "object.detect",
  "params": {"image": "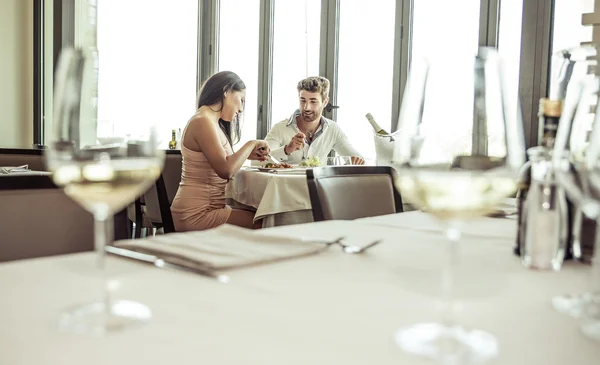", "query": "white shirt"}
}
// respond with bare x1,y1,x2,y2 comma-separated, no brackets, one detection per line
264,110,363,164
